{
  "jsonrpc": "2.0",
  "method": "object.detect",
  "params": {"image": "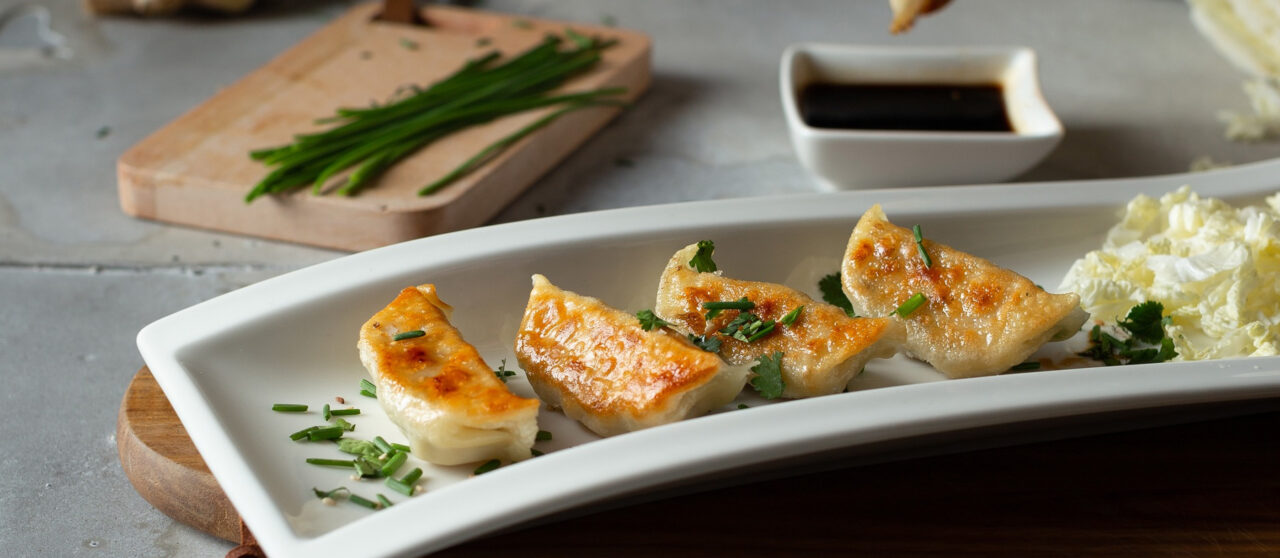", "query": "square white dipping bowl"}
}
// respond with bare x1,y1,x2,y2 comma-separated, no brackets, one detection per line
781,44,1063,190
